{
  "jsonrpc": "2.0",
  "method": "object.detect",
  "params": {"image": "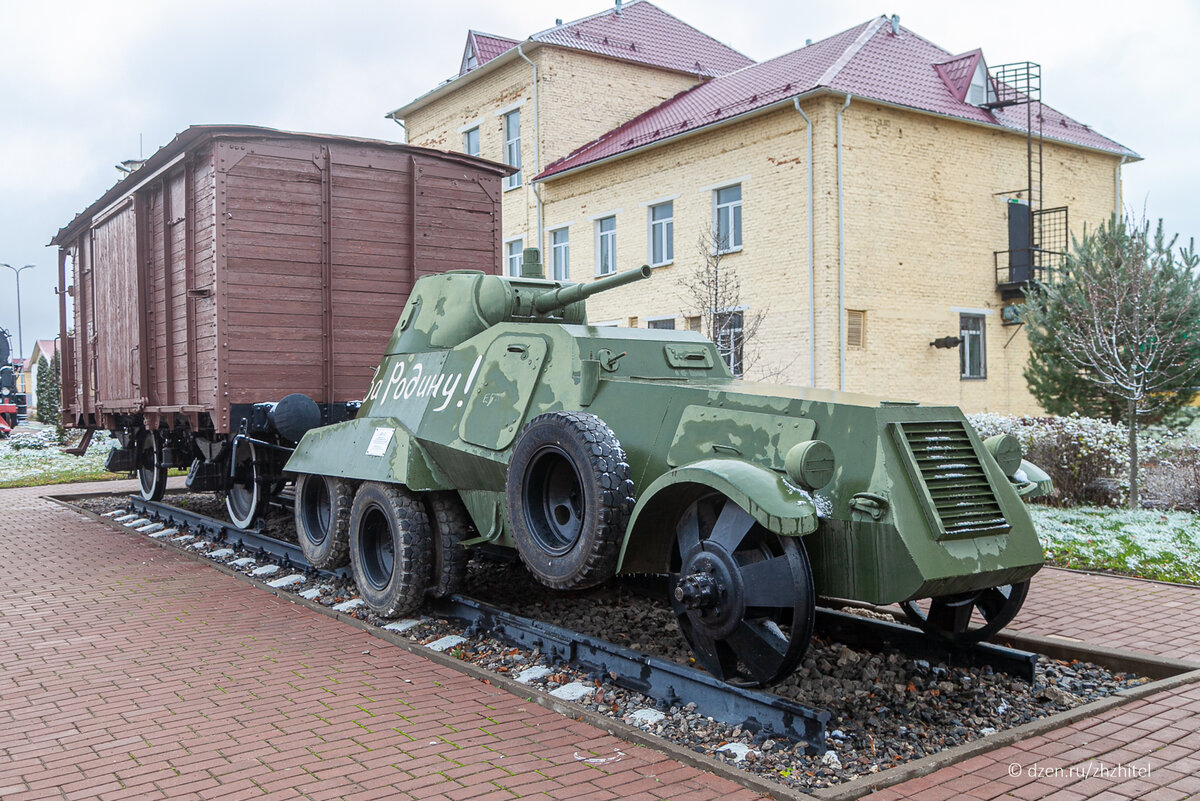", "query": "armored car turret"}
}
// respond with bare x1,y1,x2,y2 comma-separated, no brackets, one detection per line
286,250,1048,686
